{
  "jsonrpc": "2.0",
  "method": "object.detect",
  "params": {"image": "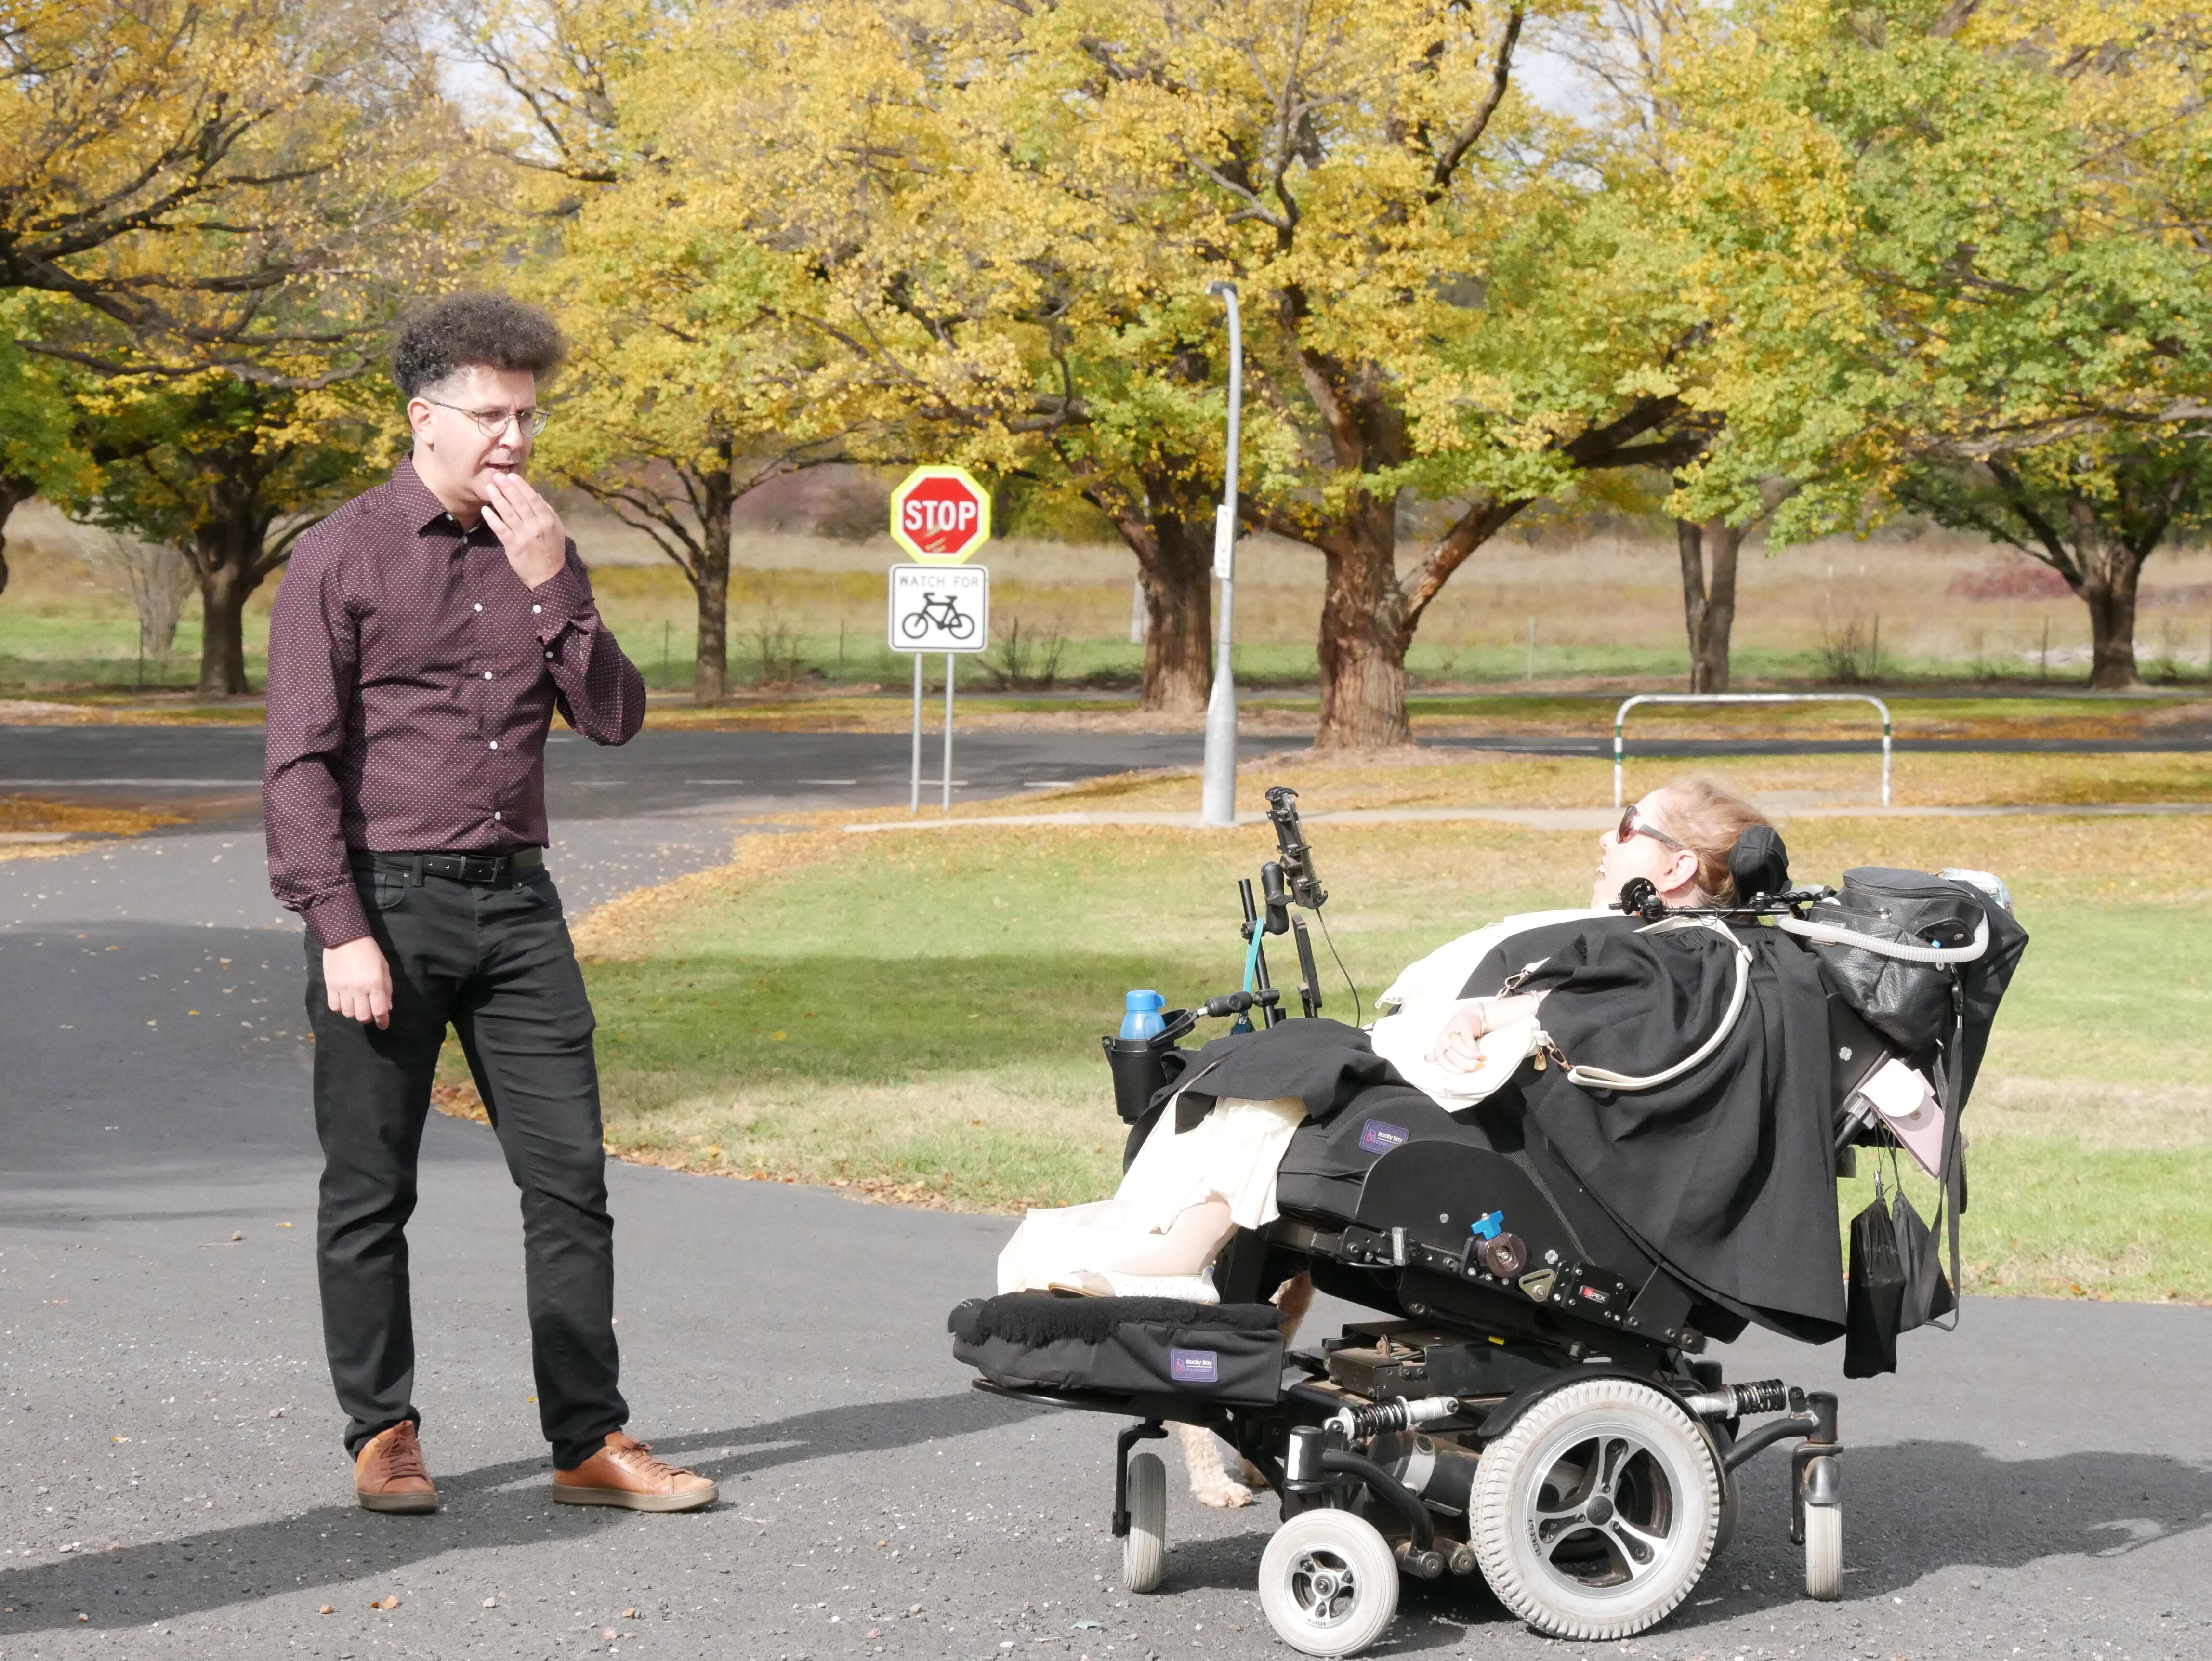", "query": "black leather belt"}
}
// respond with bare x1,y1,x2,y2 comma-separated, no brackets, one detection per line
355,847,544,884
